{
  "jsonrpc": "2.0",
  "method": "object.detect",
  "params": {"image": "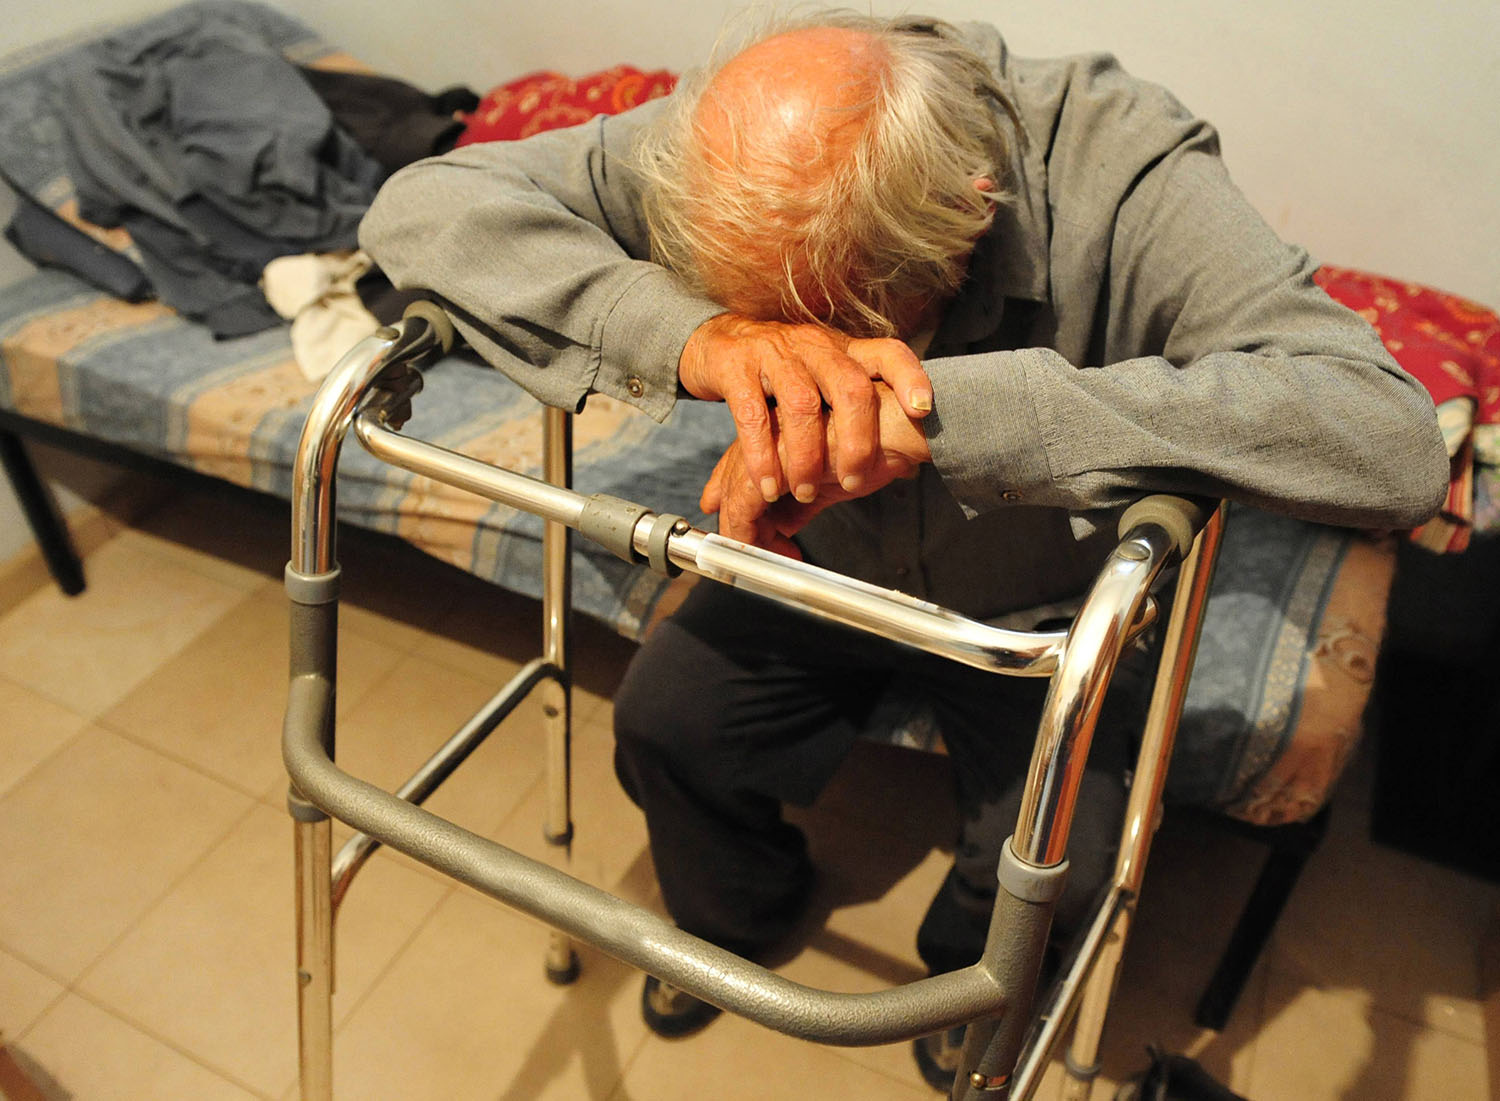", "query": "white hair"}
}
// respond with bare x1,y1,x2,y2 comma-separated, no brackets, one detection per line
634,10,1018,337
